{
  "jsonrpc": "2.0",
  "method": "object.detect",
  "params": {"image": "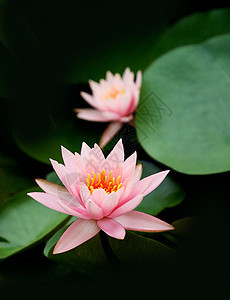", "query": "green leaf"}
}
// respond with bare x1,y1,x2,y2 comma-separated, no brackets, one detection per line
0,152,34,205
12,119,103,165
152,8,230,61
136,34,230,174
136,160,185,215
44,221,174,277
0,188,68,259
108,231,174,267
